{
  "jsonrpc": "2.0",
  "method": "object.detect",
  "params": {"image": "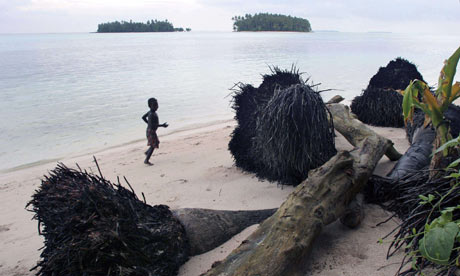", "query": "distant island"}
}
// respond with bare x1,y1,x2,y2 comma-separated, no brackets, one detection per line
232,13,311,32
97,20,191,33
